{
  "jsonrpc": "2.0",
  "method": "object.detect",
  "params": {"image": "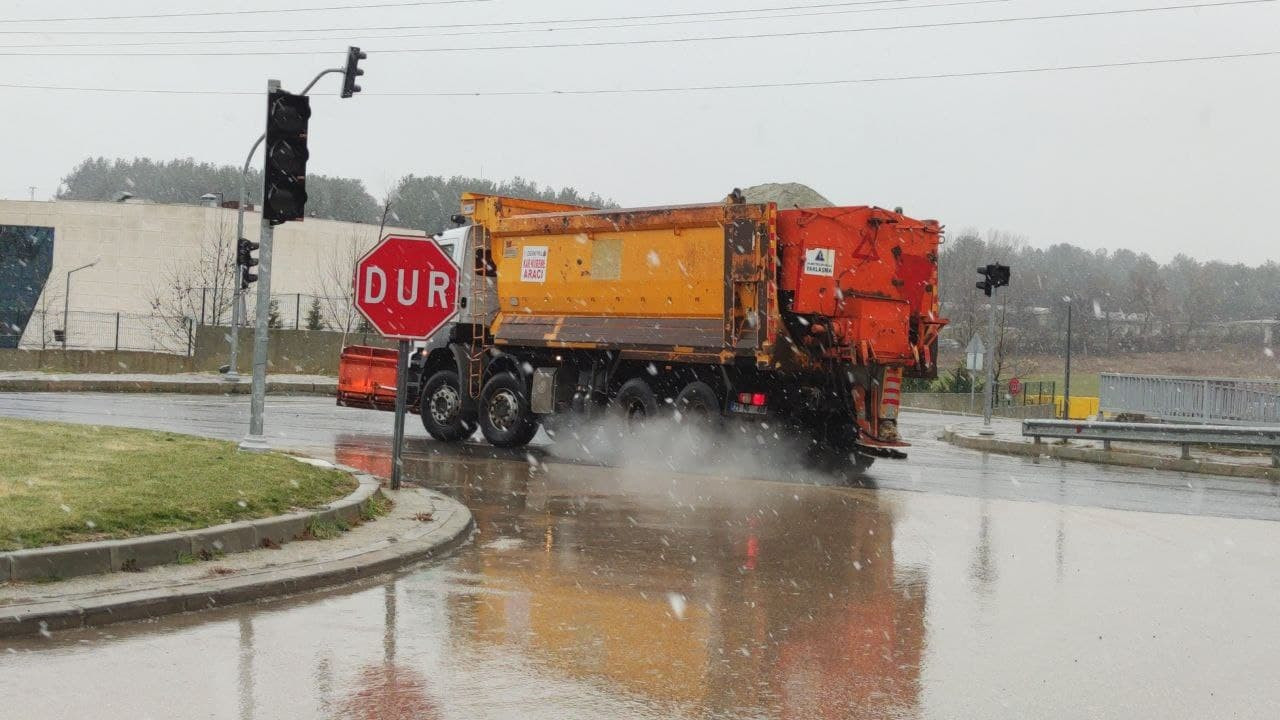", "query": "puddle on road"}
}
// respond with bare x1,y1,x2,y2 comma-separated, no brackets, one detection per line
3,443,1278,719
